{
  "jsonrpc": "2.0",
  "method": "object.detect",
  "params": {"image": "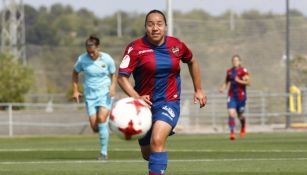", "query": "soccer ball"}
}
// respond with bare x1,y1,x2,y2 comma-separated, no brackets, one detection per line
109,97,152,140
